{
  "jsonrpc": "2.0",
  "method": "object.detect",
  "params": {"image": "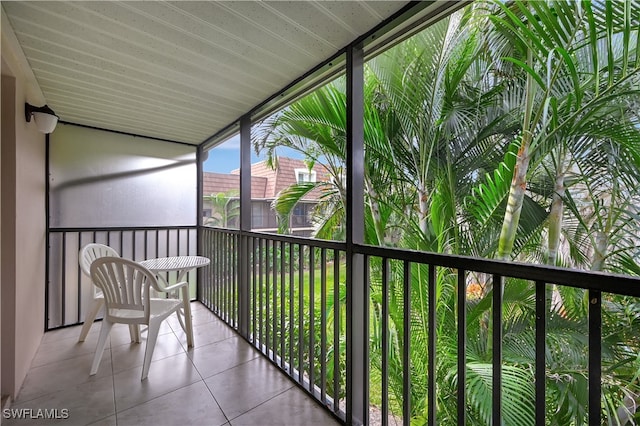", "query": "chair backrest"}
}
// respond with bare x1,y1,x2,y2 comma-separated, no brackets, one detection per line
90,257,159,325
79,243,120,277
